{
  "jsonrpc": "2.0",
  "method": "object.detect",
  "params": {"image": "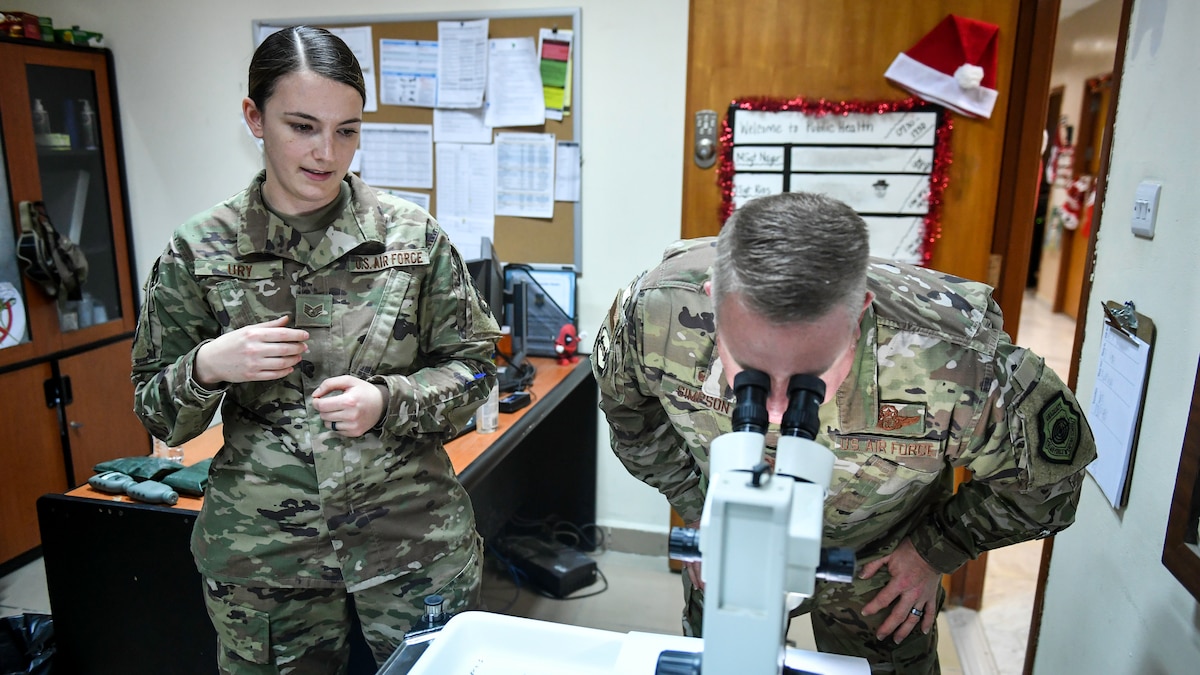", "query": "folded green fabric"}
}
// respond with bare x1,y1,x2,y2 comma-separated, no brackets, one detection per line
161,458,212,496
93,456,184,482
